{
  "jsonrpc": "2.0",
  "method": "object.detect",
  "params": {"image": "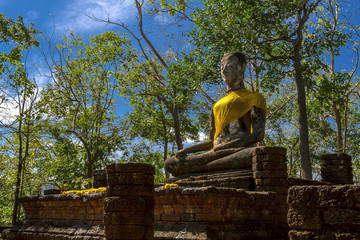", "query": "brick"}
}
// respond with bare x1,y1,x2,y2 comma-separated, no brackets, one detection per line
252,154,286,164
288,208,322,230
162,205,174,214
104,196,146,212
252,163,263,171
107,184,154,197
255,179,263,186
180,213,195,221
161,213,180,221
262,178,288,186
110,211,153,225
195,213,221,222
320,153,351,161
172,204,185,214
255,186,288,195
253,170,287,179
323,209,360,227
145,226,154,240
252,146,287,156
107,172,154,186
107,162,155,174
262,161,287,171
288,185,360,208
105,225,145,239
